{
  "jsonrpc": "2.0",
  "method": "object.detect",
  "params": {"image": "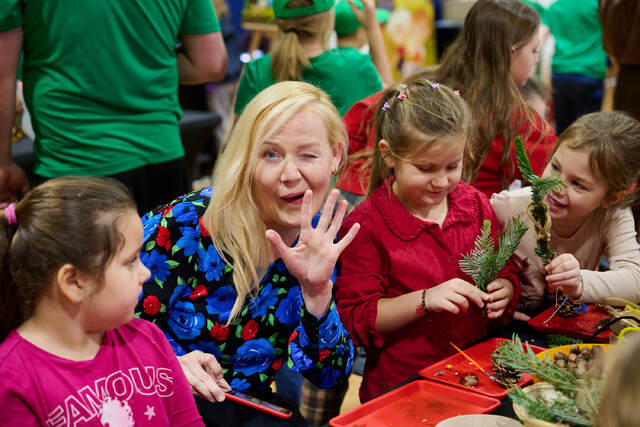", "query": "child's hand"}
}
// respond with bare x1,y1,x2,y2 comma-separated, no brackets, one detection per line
178,350,231,402
424,278,488,314
485,278,515,319
545,253,583,298
347,0,377,31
